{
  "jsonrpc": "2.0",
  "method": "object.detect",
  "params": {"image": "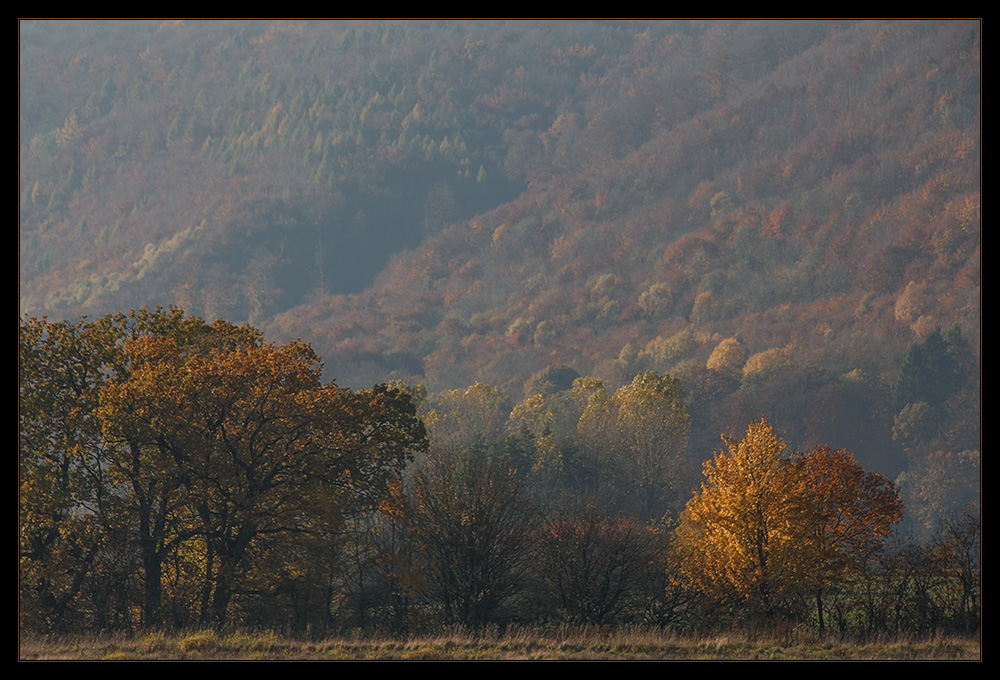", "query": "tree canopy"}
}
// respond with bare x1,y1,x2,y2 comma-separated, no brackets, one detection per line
19,307,427,630
378,447,539,628
577,371,691,518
